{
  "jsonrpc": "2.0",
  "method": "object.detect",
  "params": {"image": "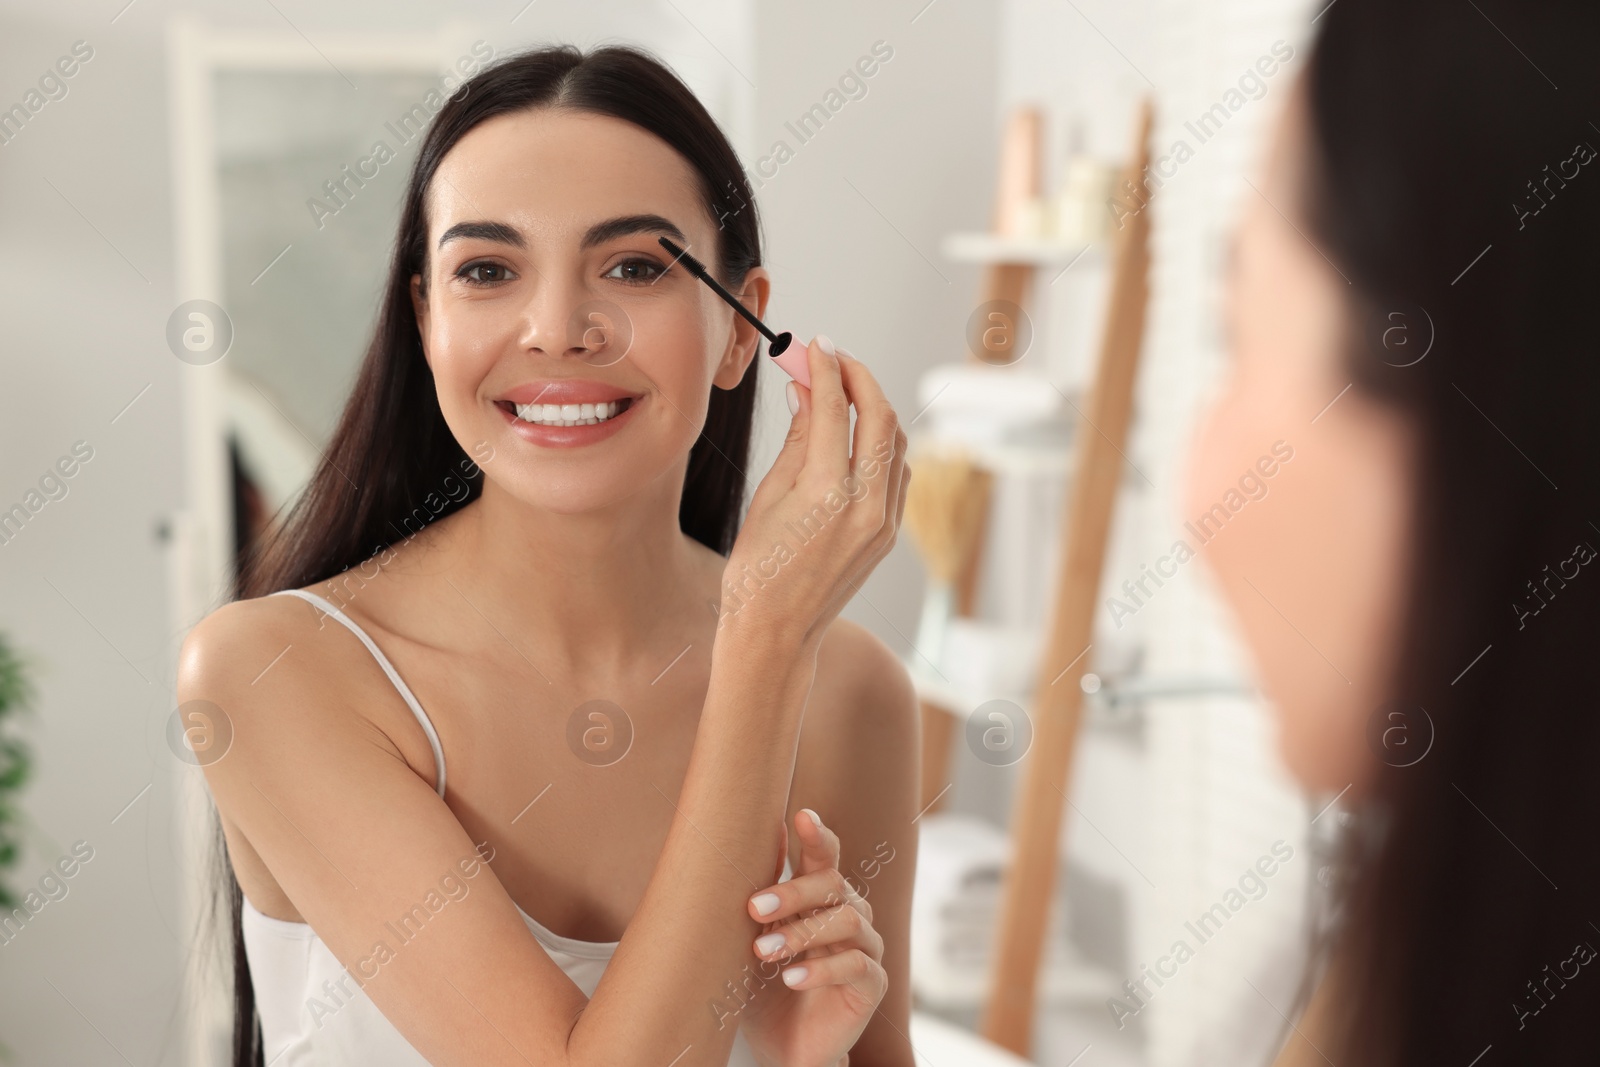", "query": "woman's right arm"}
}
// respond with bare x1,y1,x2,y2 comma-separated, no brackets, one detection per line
182,339,908,1067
